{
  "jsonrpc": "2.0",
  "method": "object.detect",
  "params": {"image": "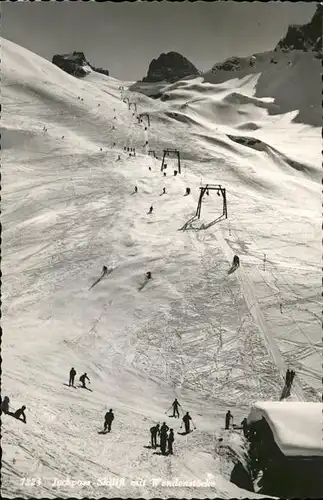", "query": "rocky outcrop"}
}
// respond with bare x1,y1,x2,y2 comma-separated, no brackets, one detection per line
142,52,200,83
52,51,109,78
275,4,322,54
